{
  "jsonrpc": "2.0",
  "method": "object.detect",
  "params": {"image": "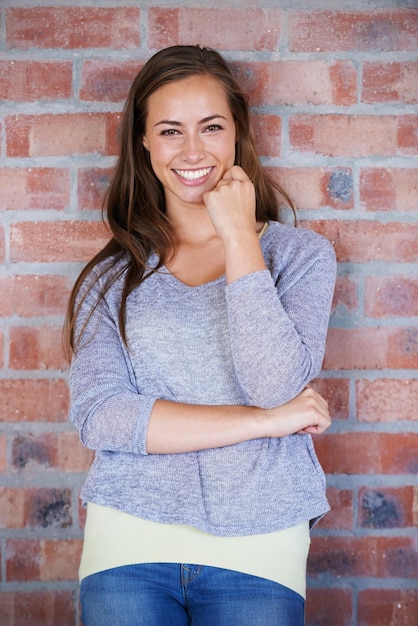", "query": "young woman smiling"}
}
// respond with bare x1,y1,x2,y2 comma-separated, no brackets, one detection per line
65,45,336,625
